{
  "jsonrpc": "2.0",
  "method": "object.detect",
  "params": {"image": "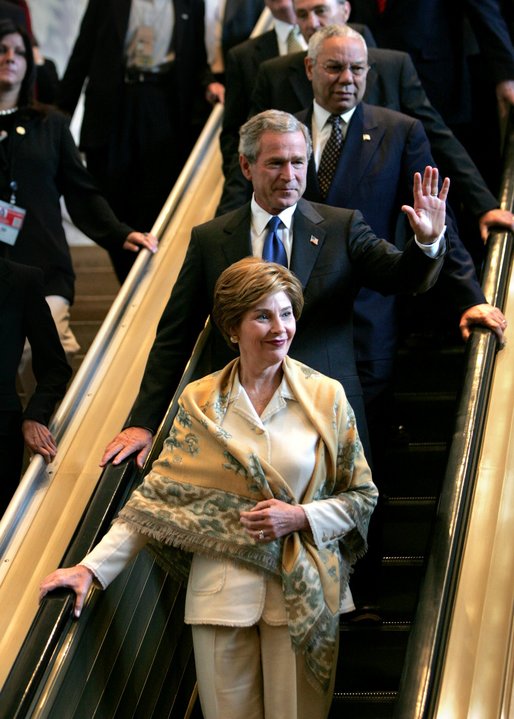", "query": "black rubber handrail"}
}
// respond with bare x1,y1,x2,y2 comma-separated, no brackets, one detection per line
394,108,514,719
0,319,211,718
